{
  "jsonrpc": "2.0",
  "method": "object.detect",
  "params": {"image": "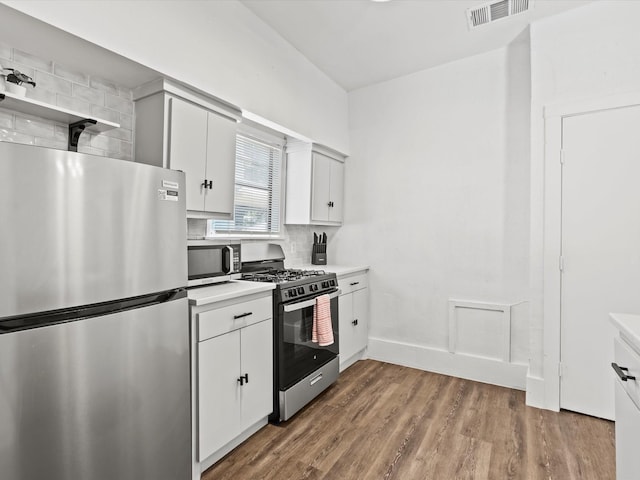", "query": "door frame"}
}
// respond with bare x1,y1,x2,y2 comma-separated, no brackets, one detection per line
541,92,640,411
